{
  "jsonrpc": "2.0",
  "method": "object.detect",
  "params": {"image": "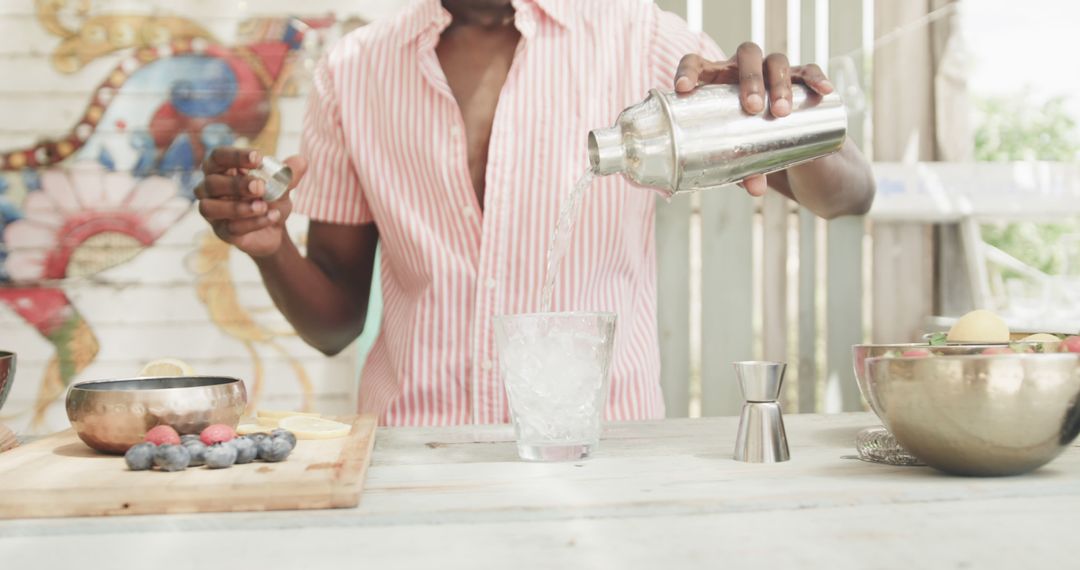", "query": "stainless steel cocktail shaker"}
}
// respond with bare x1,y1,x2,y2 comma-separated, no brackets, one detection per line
588,84,846,197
